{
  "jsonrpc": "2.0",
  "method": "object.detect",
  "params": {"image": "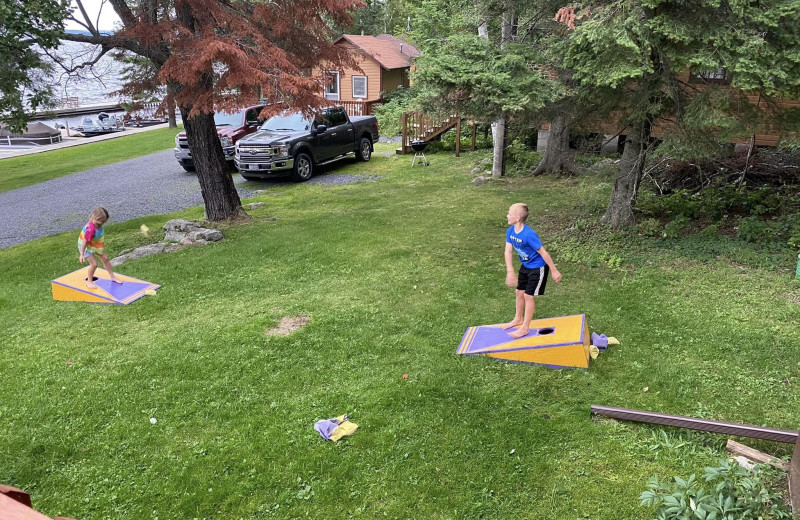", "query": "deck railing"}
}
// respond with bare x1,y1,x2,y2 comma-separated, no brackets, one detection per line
336,99,381,116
